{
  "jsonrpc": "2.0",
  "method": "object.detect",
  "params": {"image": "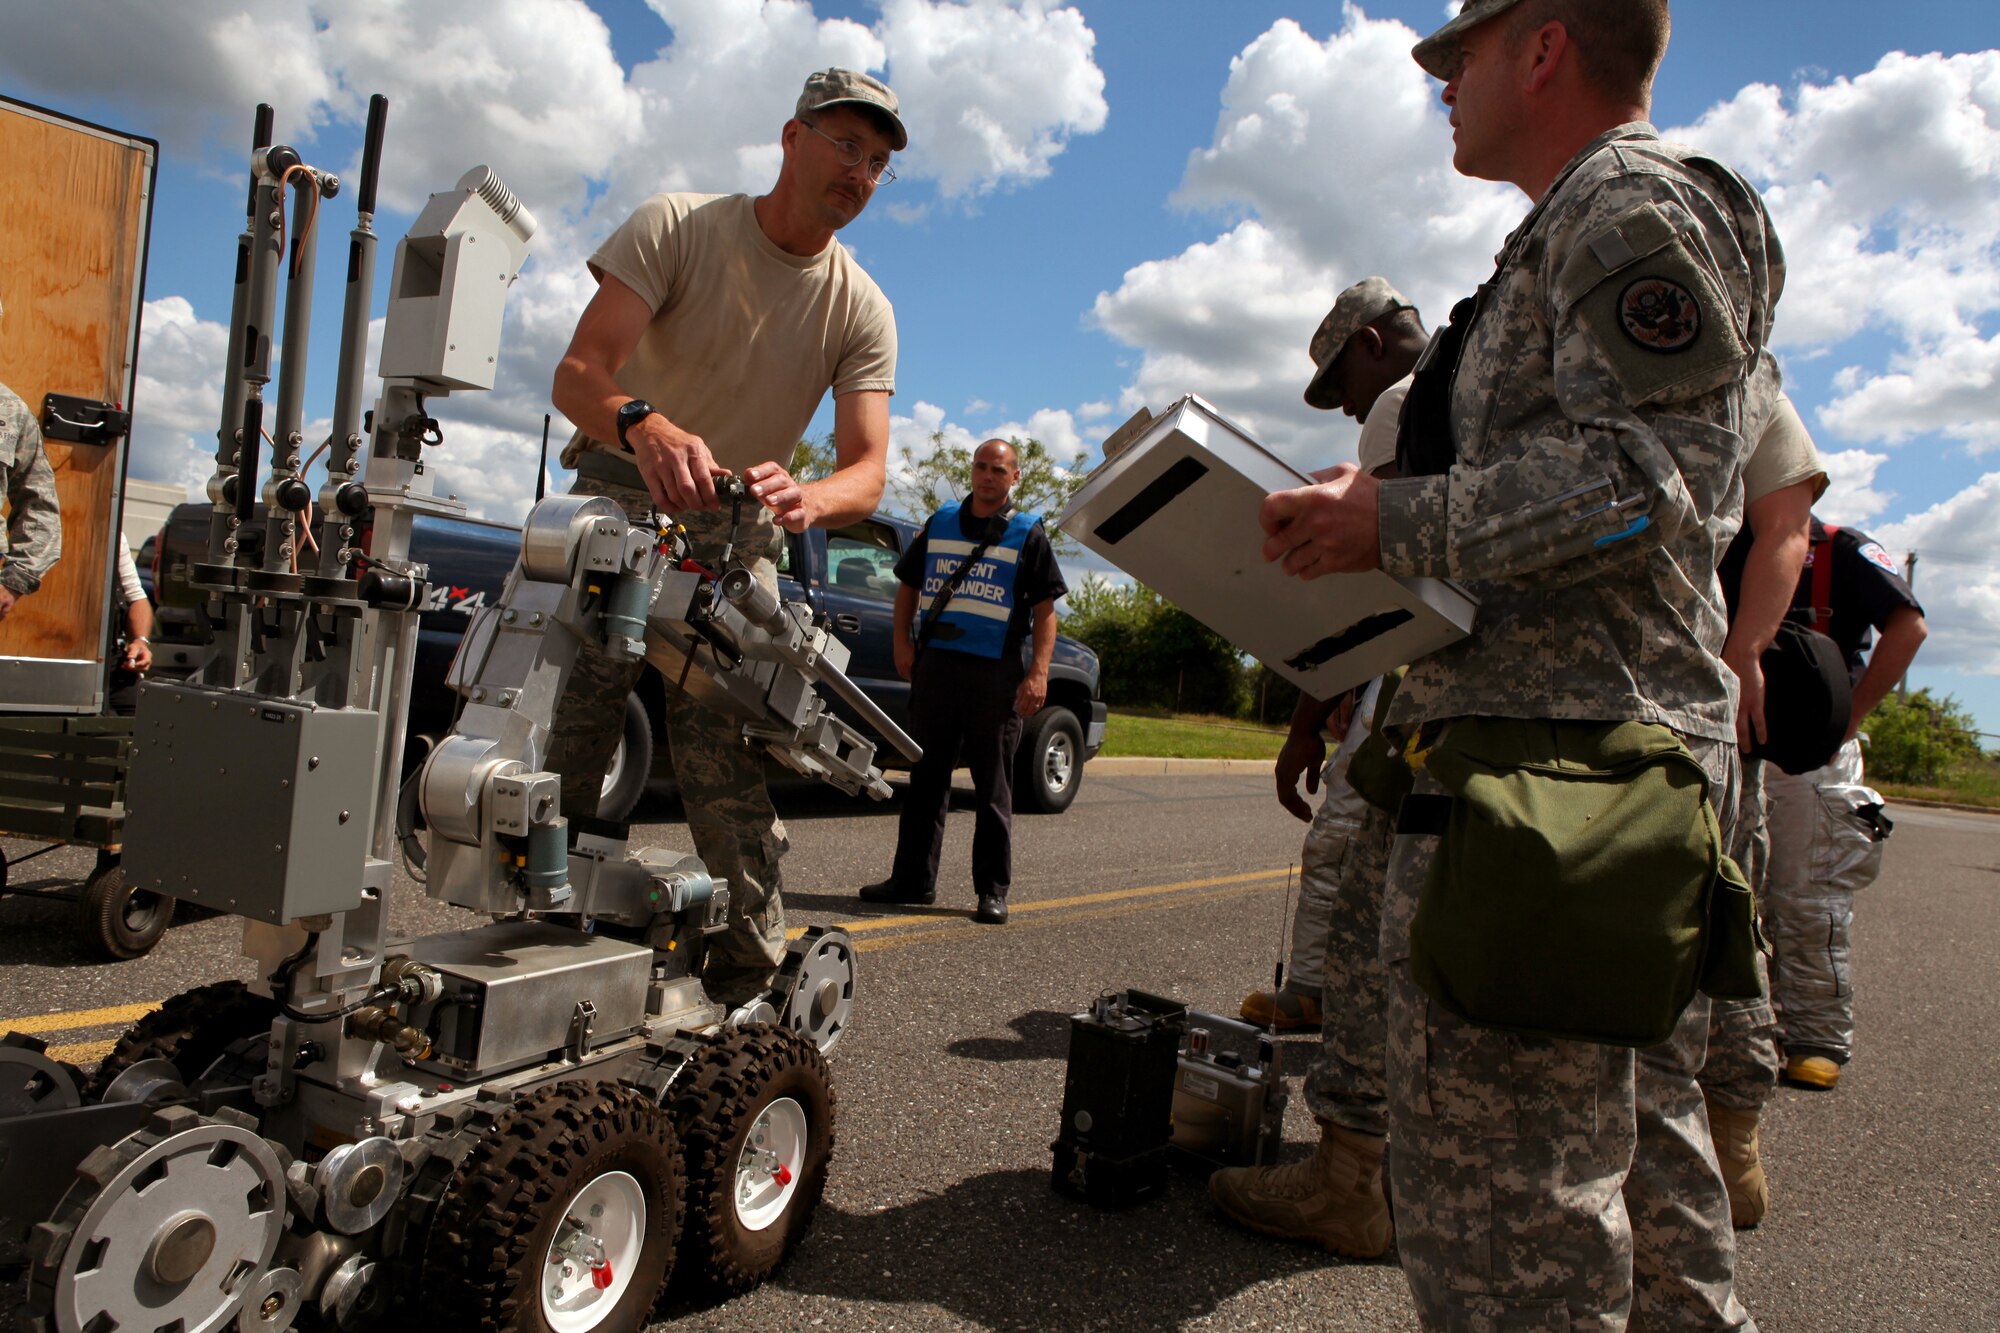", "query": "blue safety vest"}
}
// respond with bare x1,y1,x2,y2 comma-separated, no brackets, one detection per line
918,502,1039,659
